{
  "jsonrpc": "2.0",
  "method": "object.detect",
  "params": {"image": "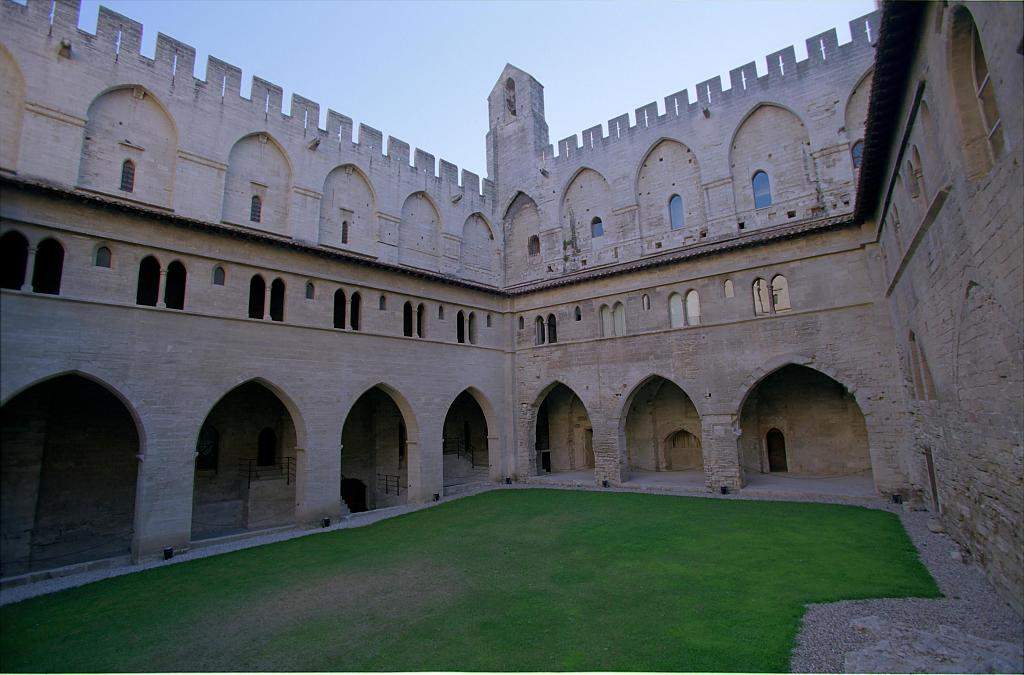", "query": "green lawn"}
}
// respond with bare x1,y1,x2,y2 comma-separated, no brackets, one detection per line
0,489,939,672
